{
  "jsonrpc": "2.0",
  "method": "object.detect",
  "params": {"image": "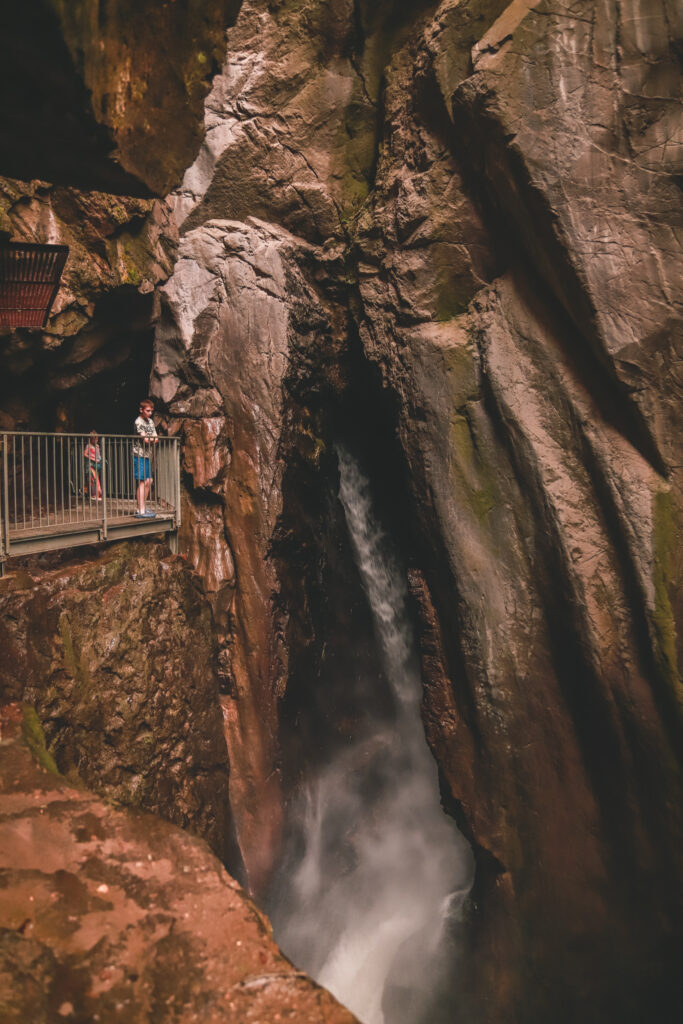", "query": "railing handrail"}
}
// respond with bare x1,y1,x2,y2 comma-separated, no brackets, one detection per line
1,431,178,442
